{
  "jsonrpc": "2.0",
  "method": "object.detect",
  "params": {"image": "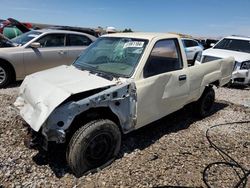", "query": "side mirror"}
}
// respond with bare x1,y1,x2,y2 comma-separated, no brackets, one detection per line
30,42,41,48
210,43,215,47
